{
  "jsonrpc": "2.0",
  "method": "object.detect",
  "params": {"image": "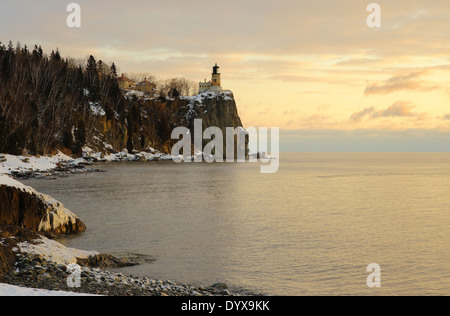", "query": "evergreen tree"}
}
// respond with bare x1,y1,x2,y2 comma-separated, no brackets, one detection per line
15,41,21,53
1,53,11,79
86,55,97,74
32,45,40,60
50,49,61,61
110,62,118,78
171,88,180,98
